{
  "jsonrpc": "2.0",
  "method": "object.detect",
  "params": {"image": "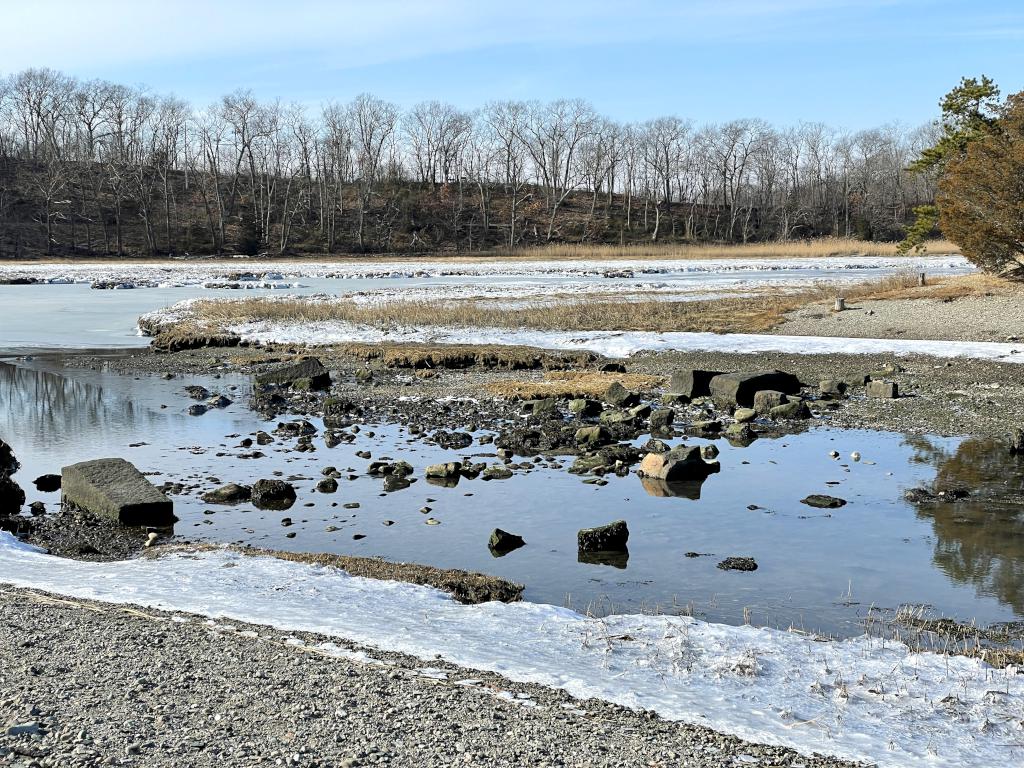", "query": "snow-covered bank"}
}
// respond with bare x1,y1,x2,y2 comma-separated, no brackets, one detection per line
0,254,973,286
215,317,1024,362
0,533,1019,768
